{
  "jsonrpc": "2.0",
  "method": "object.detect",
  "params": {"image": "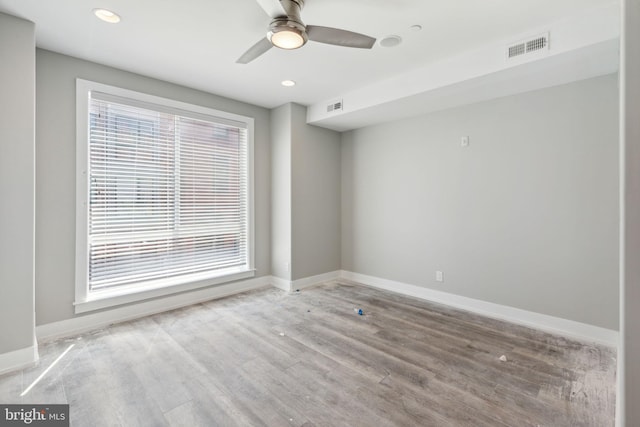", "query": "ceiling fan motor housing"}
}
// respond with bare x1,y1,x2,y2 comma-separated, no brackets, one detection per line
268,0,308,49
